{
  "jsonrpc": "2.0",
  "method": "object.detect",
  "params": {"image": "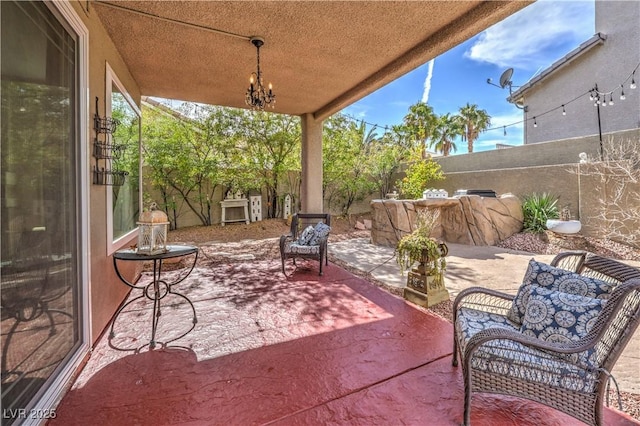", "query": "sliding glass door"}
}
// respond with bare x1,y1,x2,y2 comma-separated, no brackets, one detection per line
1,1,83,422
